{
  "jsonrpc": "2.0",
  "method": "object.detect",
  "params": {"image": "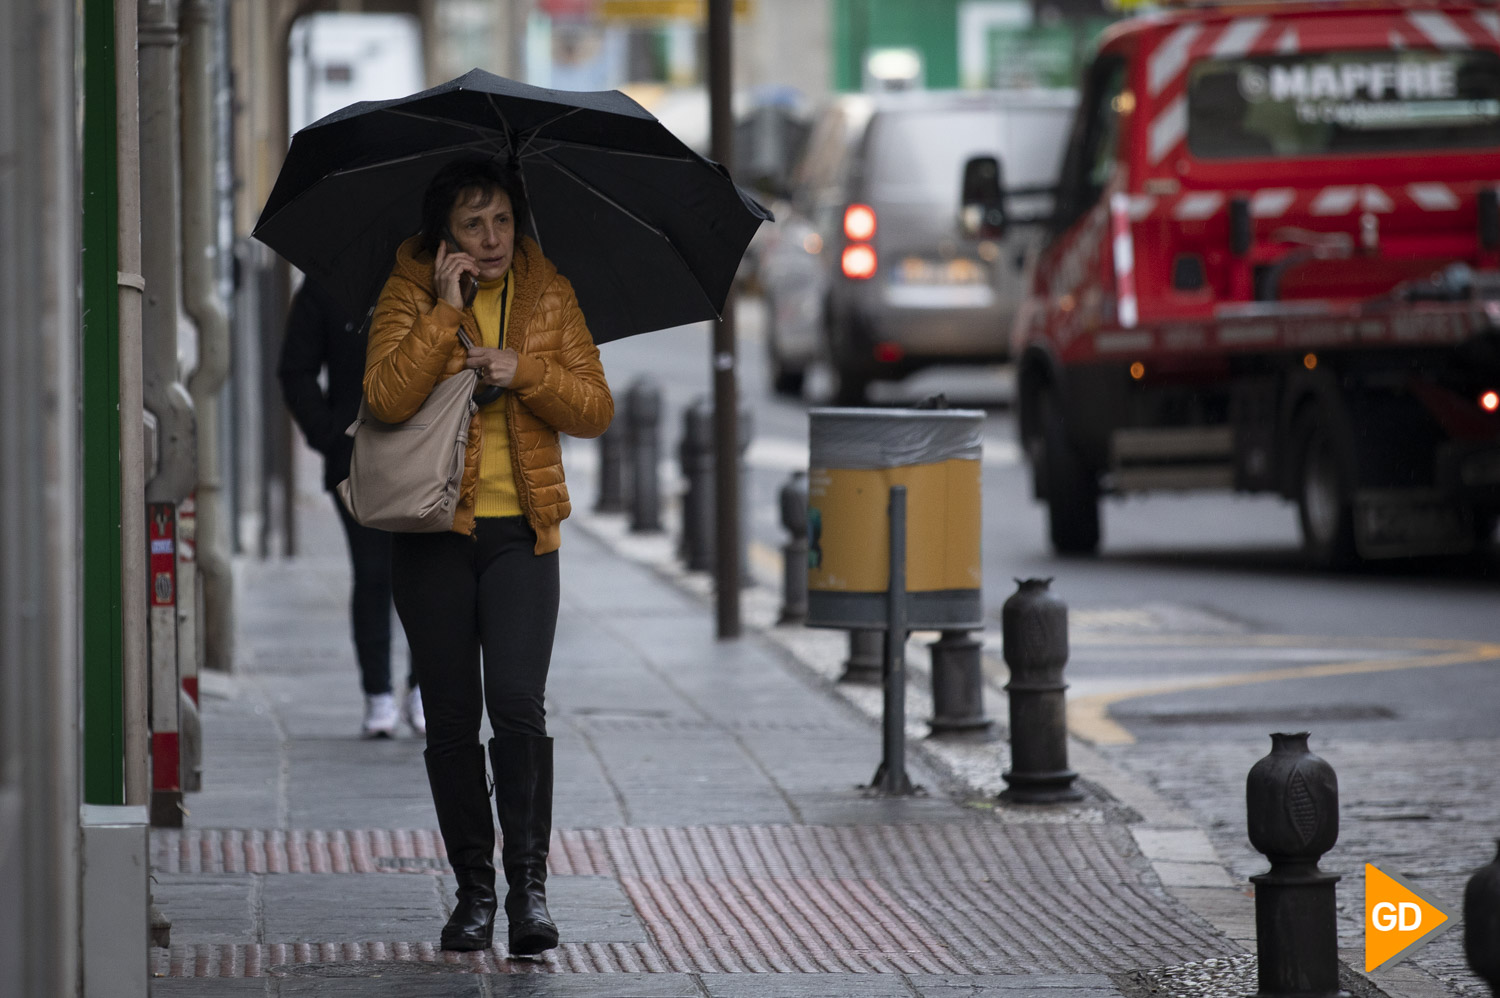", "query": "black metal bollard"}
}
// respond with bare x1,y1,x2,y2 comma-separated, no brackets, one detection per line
595,420,626,513
625,377,662,533
675,397,751,578
928,631,995,740
778,470,808,623
1466,841,1500,994
678,397,714,568
1246,732,1344,998
1000,579,1082,803
840,630,883,684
